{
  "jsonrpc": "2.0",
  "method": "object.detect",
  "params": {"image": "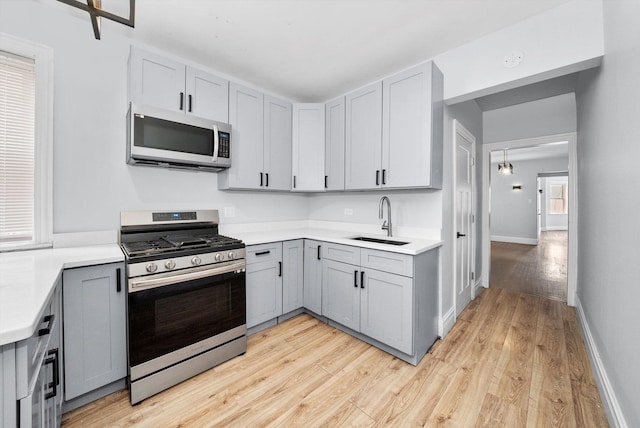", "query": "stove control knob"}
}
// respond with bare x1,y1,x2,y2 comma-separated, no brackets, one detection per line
215,253,223,262
146,263,158,273
228,251,235,260
191,256,202,266
165,260,176,270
